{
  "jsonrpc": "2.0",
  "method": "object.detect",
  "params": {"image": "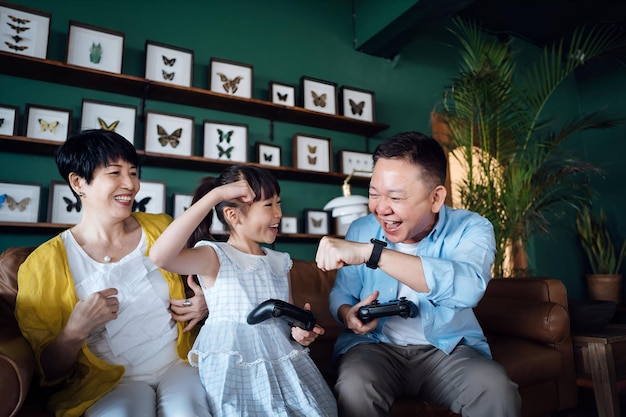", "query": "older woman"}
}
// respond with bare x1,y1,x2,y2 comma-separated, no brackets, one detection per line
15,130,211,417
